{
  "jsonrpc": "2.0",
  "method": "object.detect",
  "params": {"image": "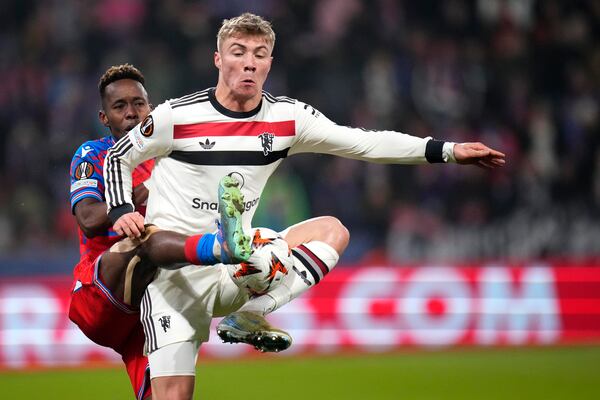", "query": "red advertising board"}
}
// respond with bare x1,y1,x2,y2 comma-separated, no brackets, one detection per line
1,264,599,368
